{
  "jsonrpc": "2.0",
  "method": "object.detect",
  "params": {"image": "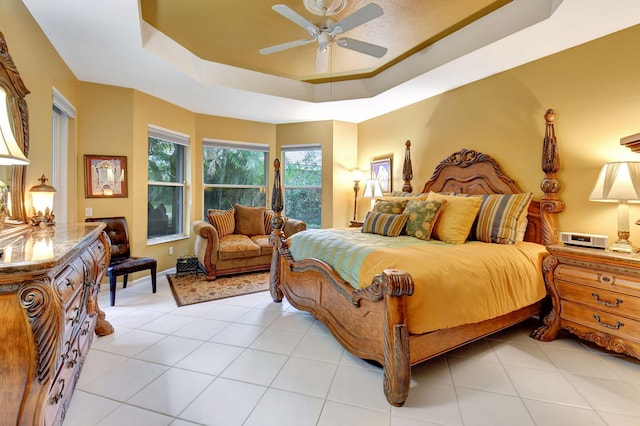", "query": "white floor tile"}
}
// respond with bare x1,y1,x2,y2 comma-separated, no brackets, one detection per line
411,356,453,385
456,387,535,426
235,307,282,327
523,398,607,426
542,345,622,379
391,379,461,425
171,317,230,340
318,400,390,426
504,364,590,407
180,377,266,425
90,328,166,357
64,390,120,425
127,367,215,416
221,348,288,386
491,340,557,371
75,349,128,388
269,310,314,332
175,342,244,376
209,322,265,347
95,402,174,426
249,327,305,354
134,335,203,366
138,312,197,334
449,356,517,395
293,332,345,364
243,388,324,426
271,356,338,397
202,303,249,322
565,374,640,416
81,358,168,401
327,364,390,412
